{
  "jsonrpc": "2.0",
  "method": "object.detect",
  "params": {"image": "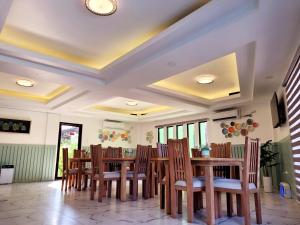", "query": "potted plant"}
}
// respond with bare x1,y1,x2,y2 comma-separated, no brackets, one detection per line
260,140,279,192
